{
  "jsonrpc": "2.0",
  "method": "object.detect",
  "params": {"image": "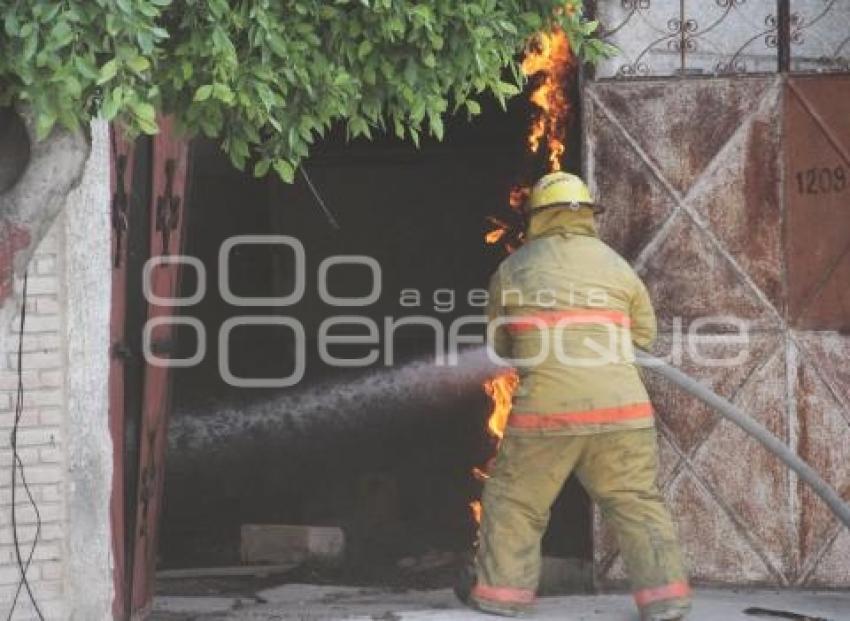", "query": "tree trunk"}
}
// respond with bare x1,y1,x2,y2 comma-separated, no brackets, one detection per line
0,107,91,336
